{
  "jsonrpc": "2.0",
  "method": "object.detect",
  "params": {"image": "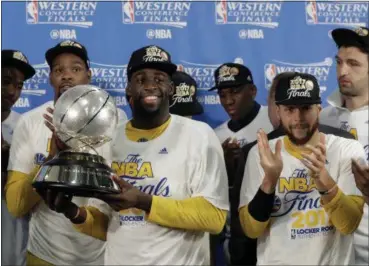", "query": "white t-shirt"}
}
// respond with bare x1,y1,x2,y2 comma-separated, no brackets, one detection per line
2,110,29,266
2,110,21,143
214,106,273,147
320,89,369,265
7,101,113,265
239,134,366,265
88,115,229,265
